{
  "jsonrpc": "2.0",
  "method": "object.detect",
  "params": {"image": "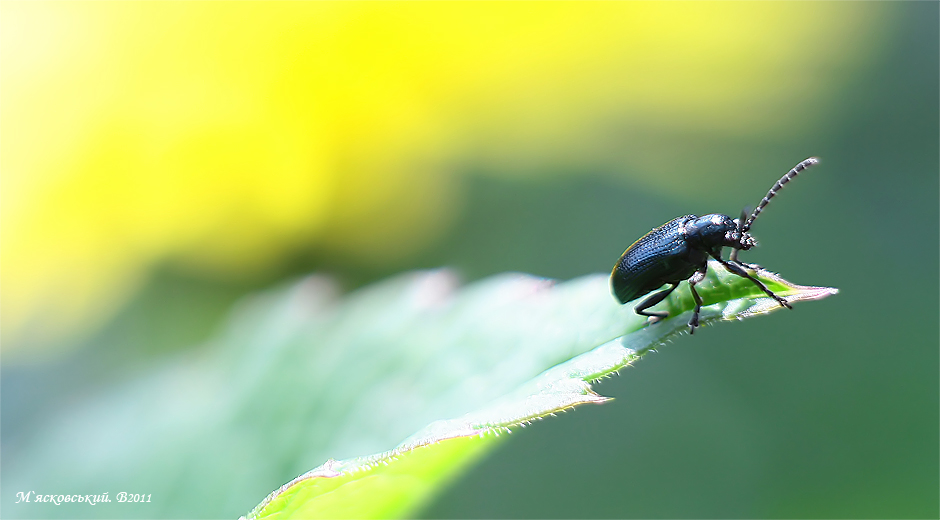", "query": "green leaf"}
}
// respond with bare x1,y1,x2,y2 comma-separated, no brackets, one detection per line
245,261,836,519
